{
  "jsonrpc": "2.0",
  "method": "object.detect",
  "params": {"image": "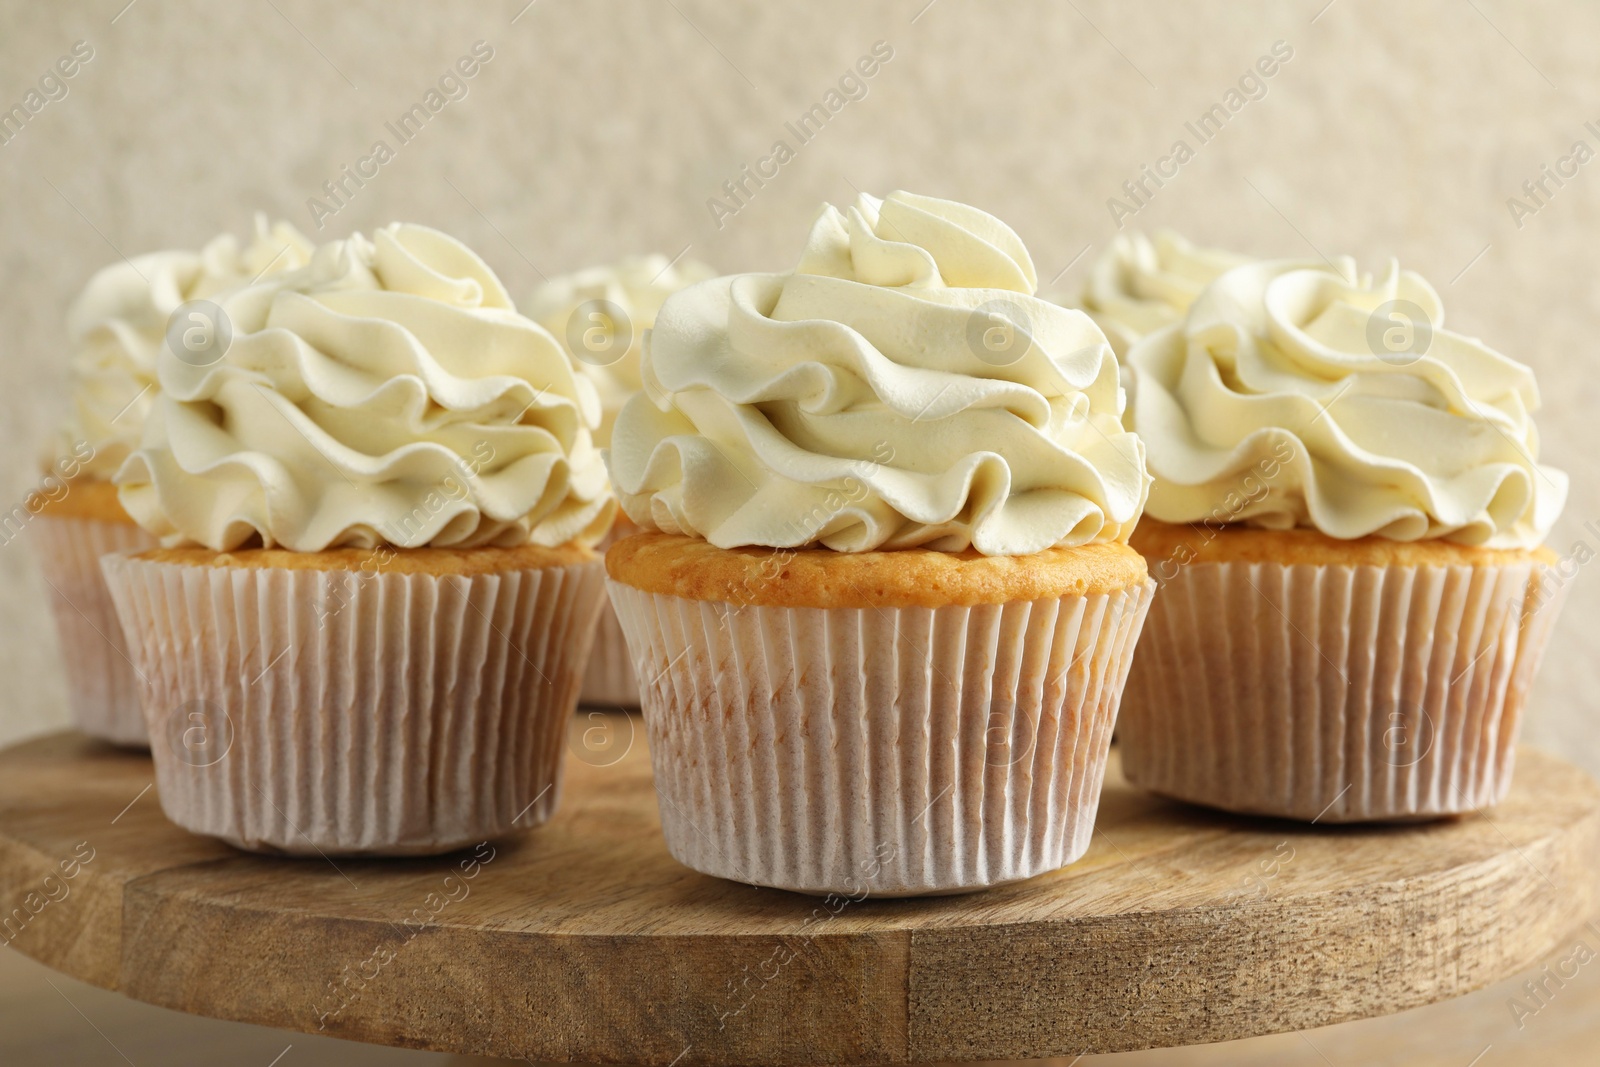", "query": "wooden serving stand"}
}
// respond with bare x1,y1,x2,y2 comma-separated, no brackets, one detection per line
1,712,1596,1065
